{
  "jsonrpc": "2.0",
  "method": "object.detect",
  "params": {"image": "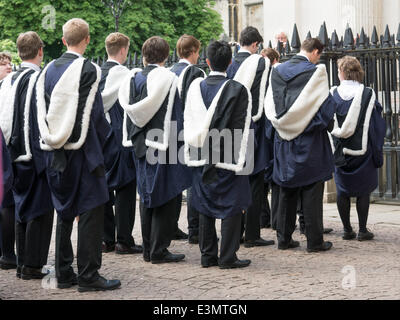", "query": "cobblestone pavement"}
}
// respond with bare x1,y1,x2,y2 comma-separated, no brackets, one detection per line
1,202,400,300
